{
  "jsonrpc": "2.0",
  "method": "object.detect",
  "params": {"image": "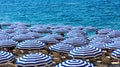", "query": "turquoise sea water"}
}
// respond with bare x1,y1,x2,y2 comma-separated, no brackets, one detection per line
0,0,120,29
